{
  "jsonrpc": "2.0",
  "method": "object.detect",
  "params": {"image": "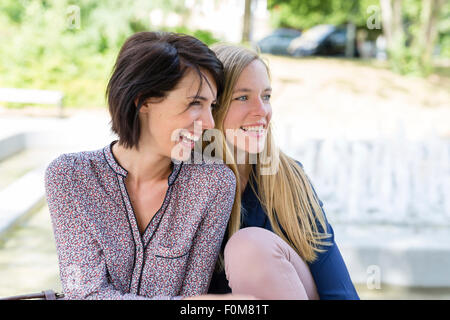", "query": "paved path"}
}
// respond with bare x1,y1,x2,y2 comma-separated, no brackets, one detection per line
0,205,61,297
